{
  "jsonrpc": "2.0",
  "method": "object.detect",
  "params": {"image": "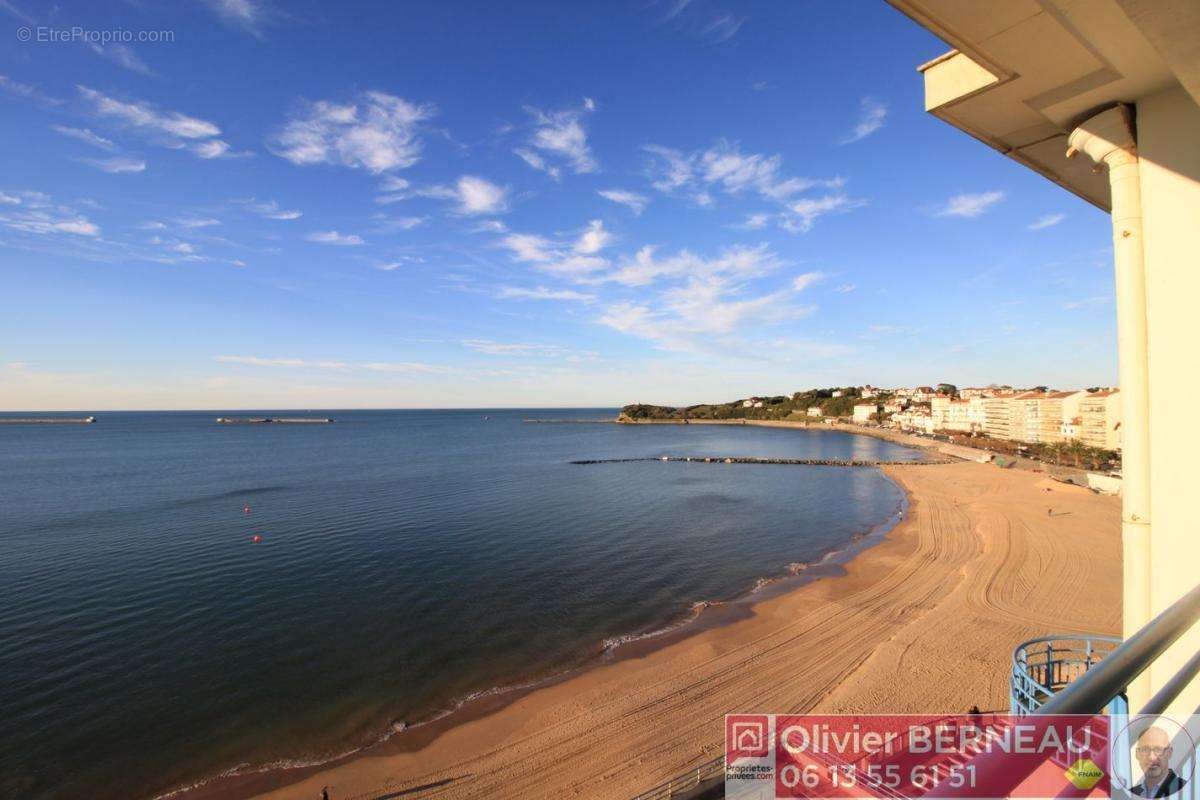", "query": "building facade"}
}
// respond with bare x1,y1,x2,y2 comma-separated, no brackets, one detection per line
1078,390,1122,451
852,403,876,424
981,393,1015,440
